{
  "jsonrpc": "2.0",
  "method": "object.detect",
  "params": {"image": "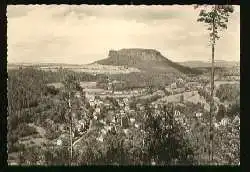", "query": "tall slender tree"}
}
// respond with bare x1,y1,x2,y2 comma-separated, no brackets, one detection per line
194,5,234,164
62,74,81,165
